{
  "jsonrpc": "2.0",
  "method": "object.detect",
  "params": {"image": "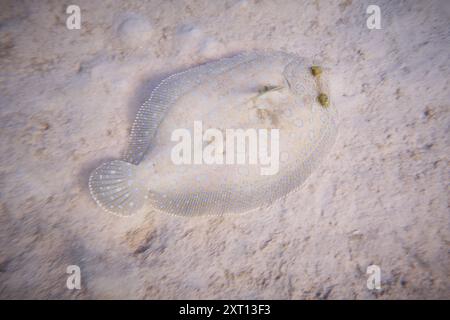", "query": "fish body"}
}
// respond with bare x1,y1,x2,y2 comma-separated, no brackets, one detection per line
88,52,338,216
